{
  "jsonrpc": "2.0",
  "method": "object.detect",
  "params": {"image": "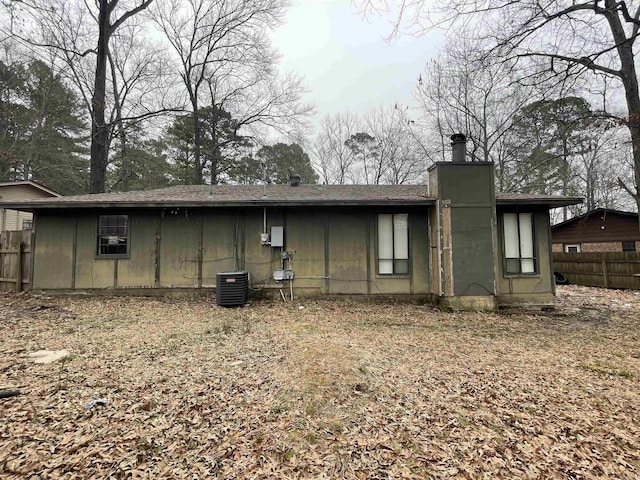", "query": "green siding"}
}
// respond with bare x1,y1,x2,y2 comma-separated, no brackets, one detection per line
32,214,74,289
201,210,238,287
30,206,461,299
328,211,368,294
285,208,326,292
159,210,199,287
451,207,495,296
117,213,157,288
75,213,114,289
